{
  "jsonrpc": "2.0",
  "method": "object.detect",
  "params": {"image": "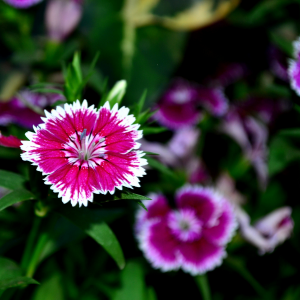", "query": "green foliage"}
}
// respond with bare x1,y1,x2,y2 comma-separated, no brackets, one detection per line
0,257,39,295
0,170,26,190
0,189,35,211
268,136,300,175
57,206,125,269
113,260,146,300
